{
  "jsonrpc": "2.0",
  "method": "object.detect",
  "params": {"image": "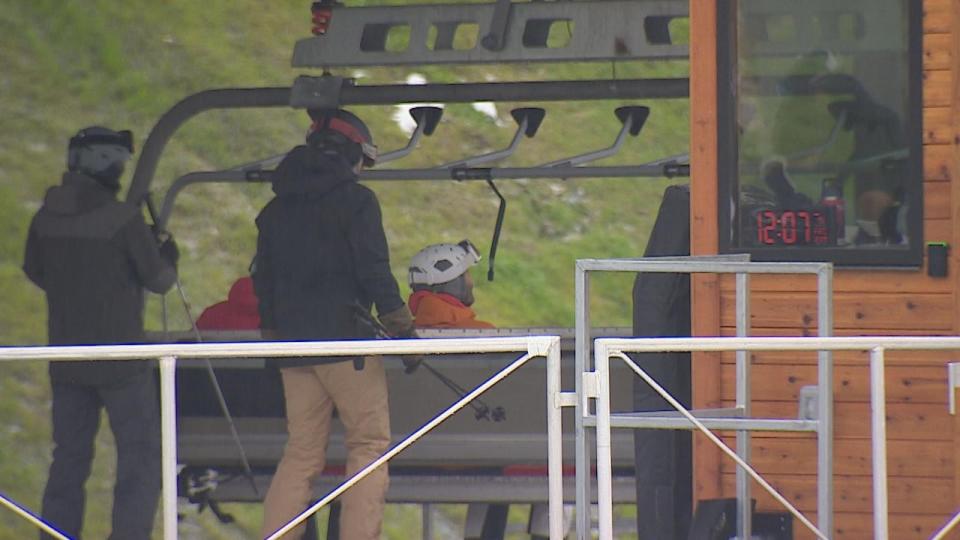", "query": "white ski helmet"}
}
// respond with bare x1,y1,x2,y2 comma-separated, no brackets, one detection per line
408,240,481,287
